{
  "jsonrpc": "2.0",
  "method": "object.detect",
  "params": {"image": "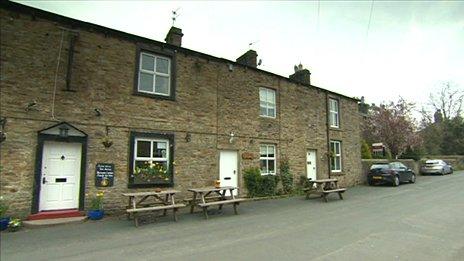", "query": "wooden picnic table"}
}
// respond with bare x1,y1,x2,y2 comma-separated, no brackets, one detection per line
303,178,346,202
187,186,246,219
122,190,185,227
